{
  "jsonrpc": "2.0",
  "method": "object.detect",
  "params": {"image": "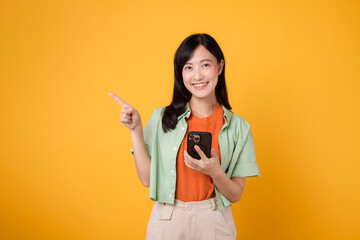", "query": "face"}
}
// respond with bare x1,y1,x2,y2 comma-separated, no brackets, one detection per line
182,45,224,101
